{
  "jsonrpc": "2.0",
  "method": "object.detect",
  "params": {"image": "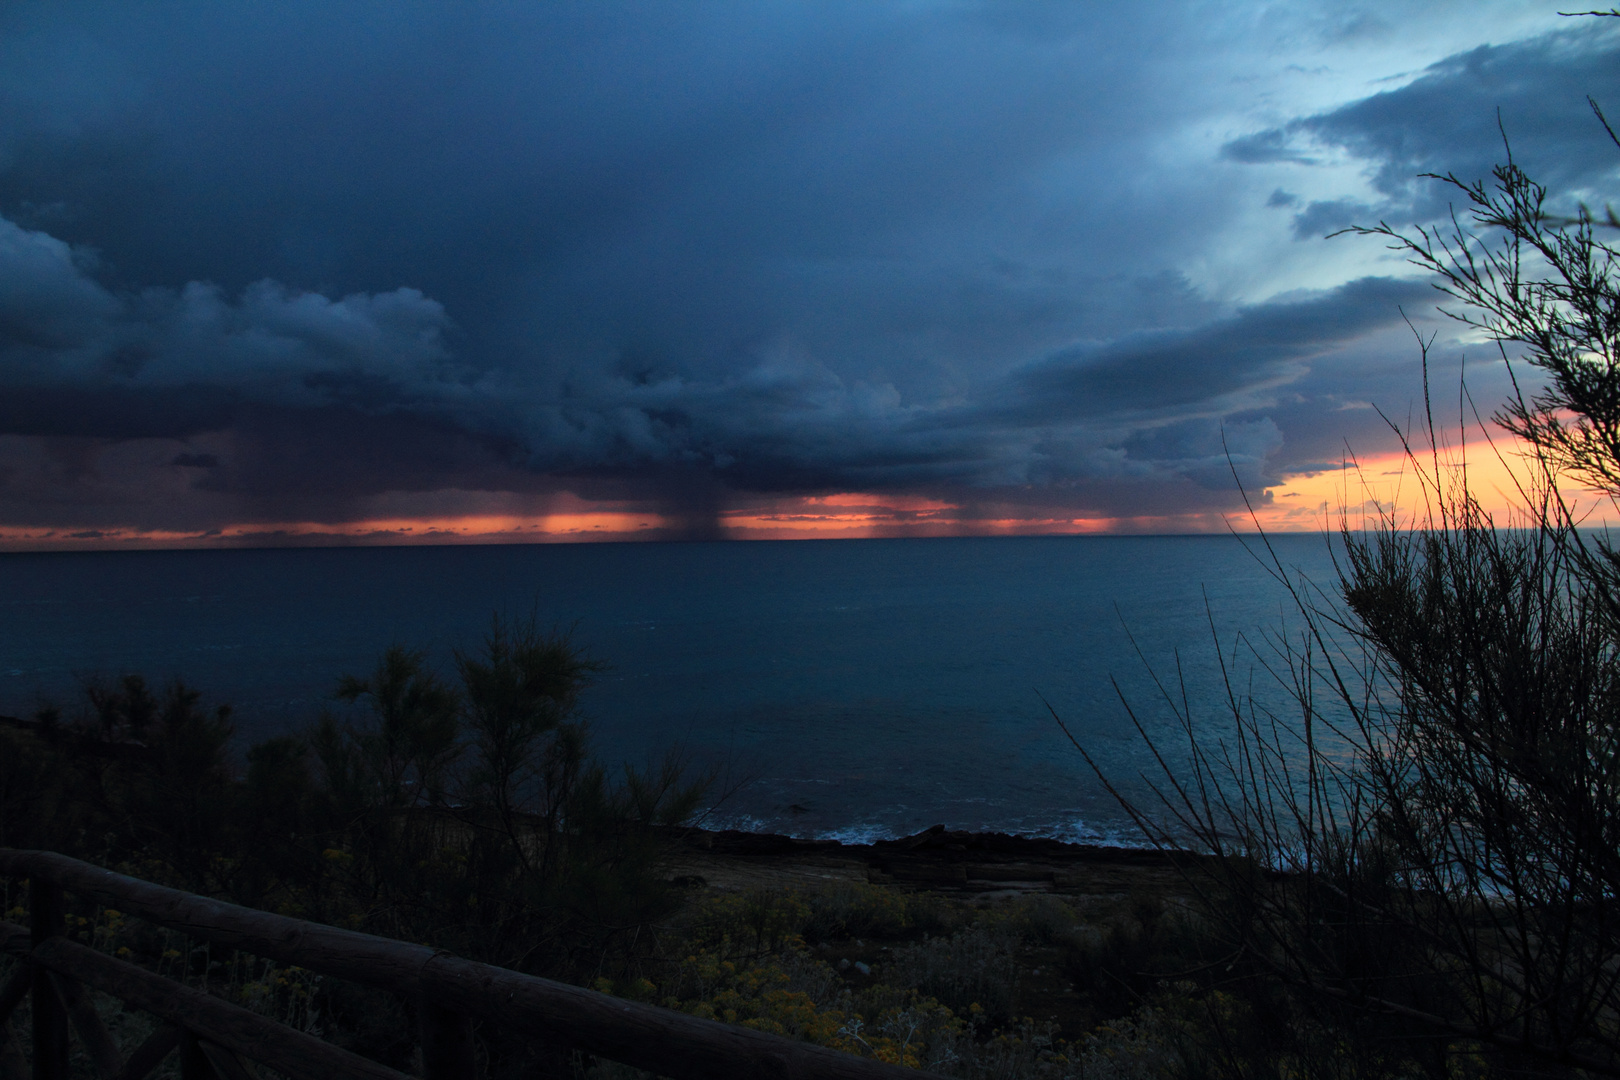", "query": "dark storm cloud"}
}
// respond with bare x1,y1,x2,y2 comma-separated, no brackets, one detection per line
0,2,1594,532
440,275,1426,493
997,277,1431,422
1226,22,1620,237
0,199,1429,504
0,239,459,472
0,0,1196,377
